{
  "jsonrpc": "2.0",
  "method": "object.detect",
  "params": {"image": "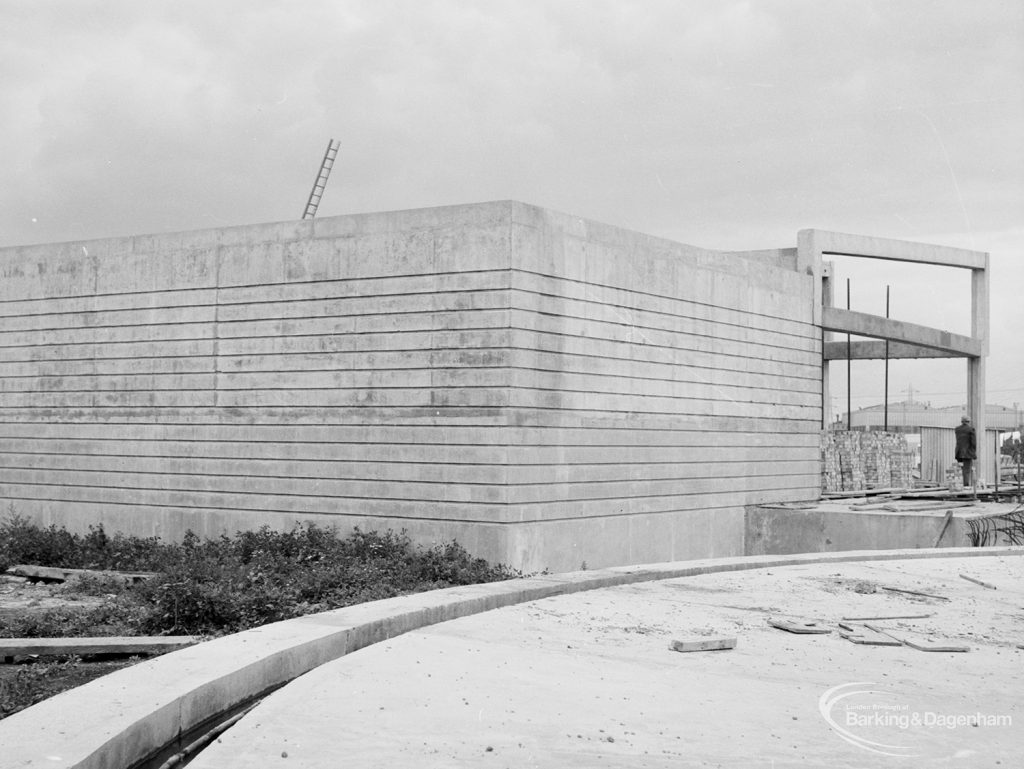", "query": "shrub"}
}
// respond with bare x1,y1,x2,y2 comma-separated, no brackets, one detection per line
1,519,522,637
0,511,172,573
